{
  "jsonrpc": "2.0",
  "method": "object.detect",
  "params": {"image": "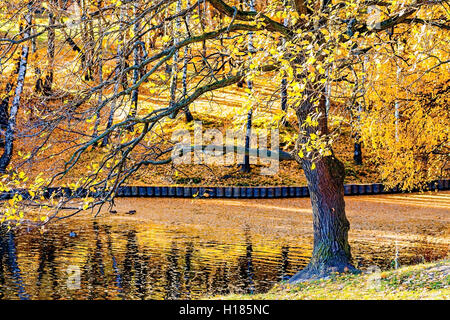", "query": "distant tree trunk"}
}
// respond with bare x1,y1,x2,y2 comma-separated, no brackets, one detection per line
346,15,363,166
353,59,366,165
198,0,207,66
290,89,357,282
127,0,141,130
353,103,363,166
63,6,92,82
0,8,32,173
353,138,363,165
31,21,42,94
102,4,125,147
241,0,255,173
76,0,90,81
241,108,252,173
280,7,289,114
0,83,13,148
171,0,194,122
169,0,182,119
44,0,56,95
92,15,103,144
181,44,194,122
181,0,194,122
280,78,287,112
280,9,289,126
